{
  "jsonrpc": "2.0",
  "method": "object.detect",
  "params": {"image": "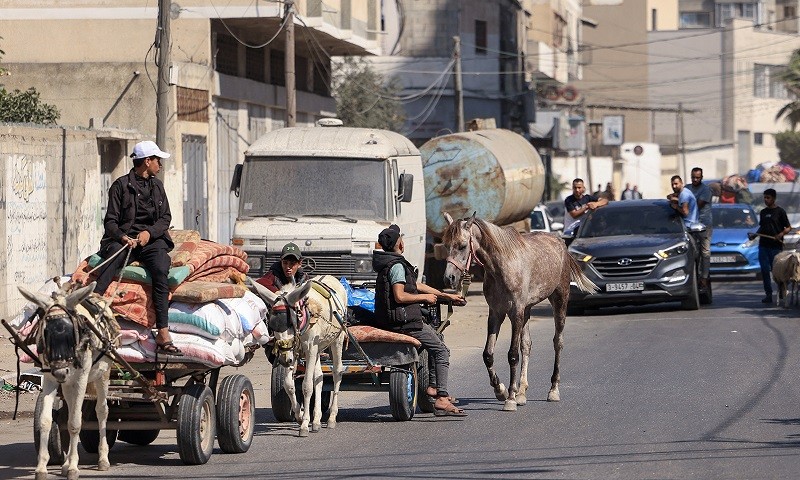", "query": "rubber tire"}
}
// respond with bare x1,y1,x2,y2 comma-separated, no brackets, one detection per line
270,364,294,422
78,400,117,454
416,350,435,414
117,429,160,446
33,392,68,466
177,384,216,465
681,271,700,310
216,374,255,454
388,364,417,421
699,278,713,305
